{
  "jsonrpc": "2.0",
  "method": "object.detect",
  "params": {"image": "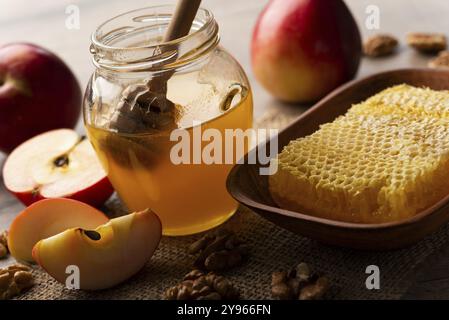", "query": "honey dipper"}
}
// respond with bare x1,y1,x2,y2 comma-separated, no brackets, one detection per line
110,0,202,133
